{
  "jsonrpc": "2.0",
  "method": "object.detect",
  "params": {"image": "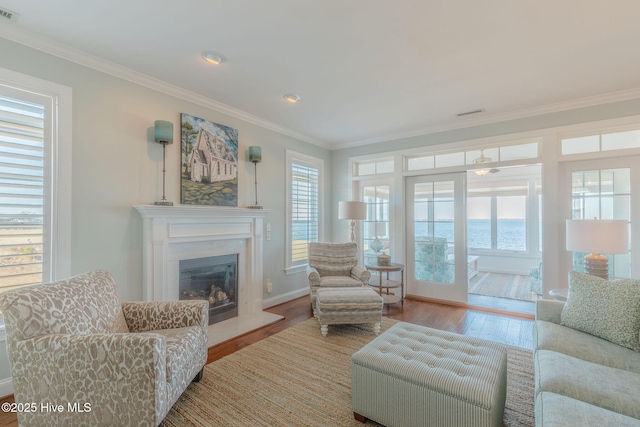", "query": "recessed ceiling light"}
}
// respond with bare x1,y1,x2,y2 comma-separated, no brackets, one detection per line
283,93,301,103
202,51,226,65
